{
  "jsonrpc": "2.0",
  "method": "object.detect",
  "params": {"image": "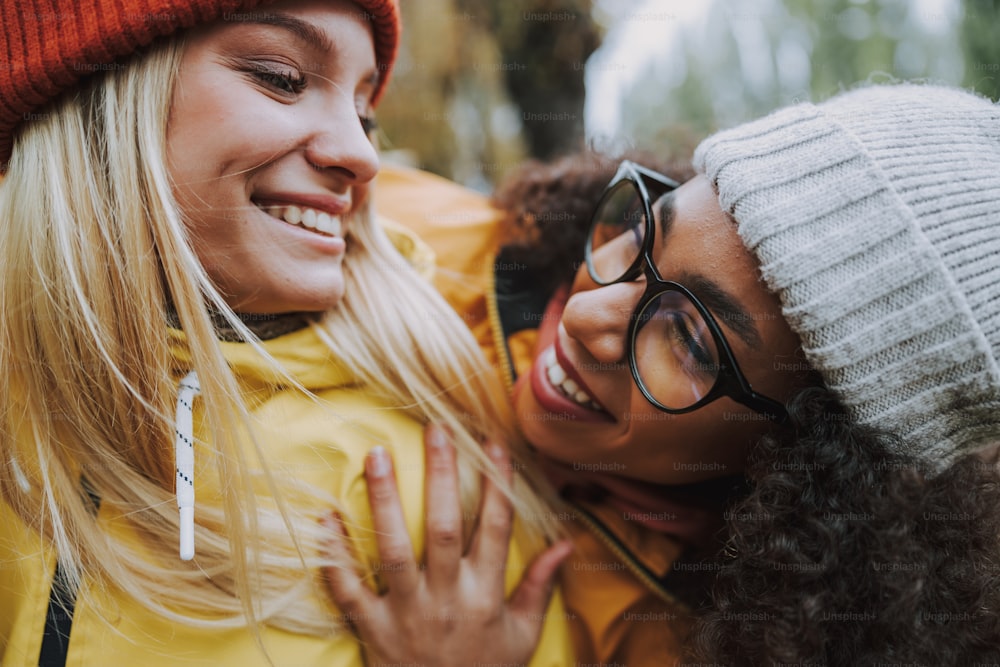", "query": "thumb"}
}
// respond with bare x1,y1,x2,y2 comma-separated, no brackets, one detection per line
508,540,573,623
